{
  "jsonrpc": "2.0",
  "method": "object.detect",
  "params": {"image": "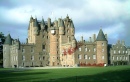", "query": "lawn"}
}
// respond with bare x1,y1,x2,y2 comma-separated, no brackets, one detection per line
0,66,130,82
